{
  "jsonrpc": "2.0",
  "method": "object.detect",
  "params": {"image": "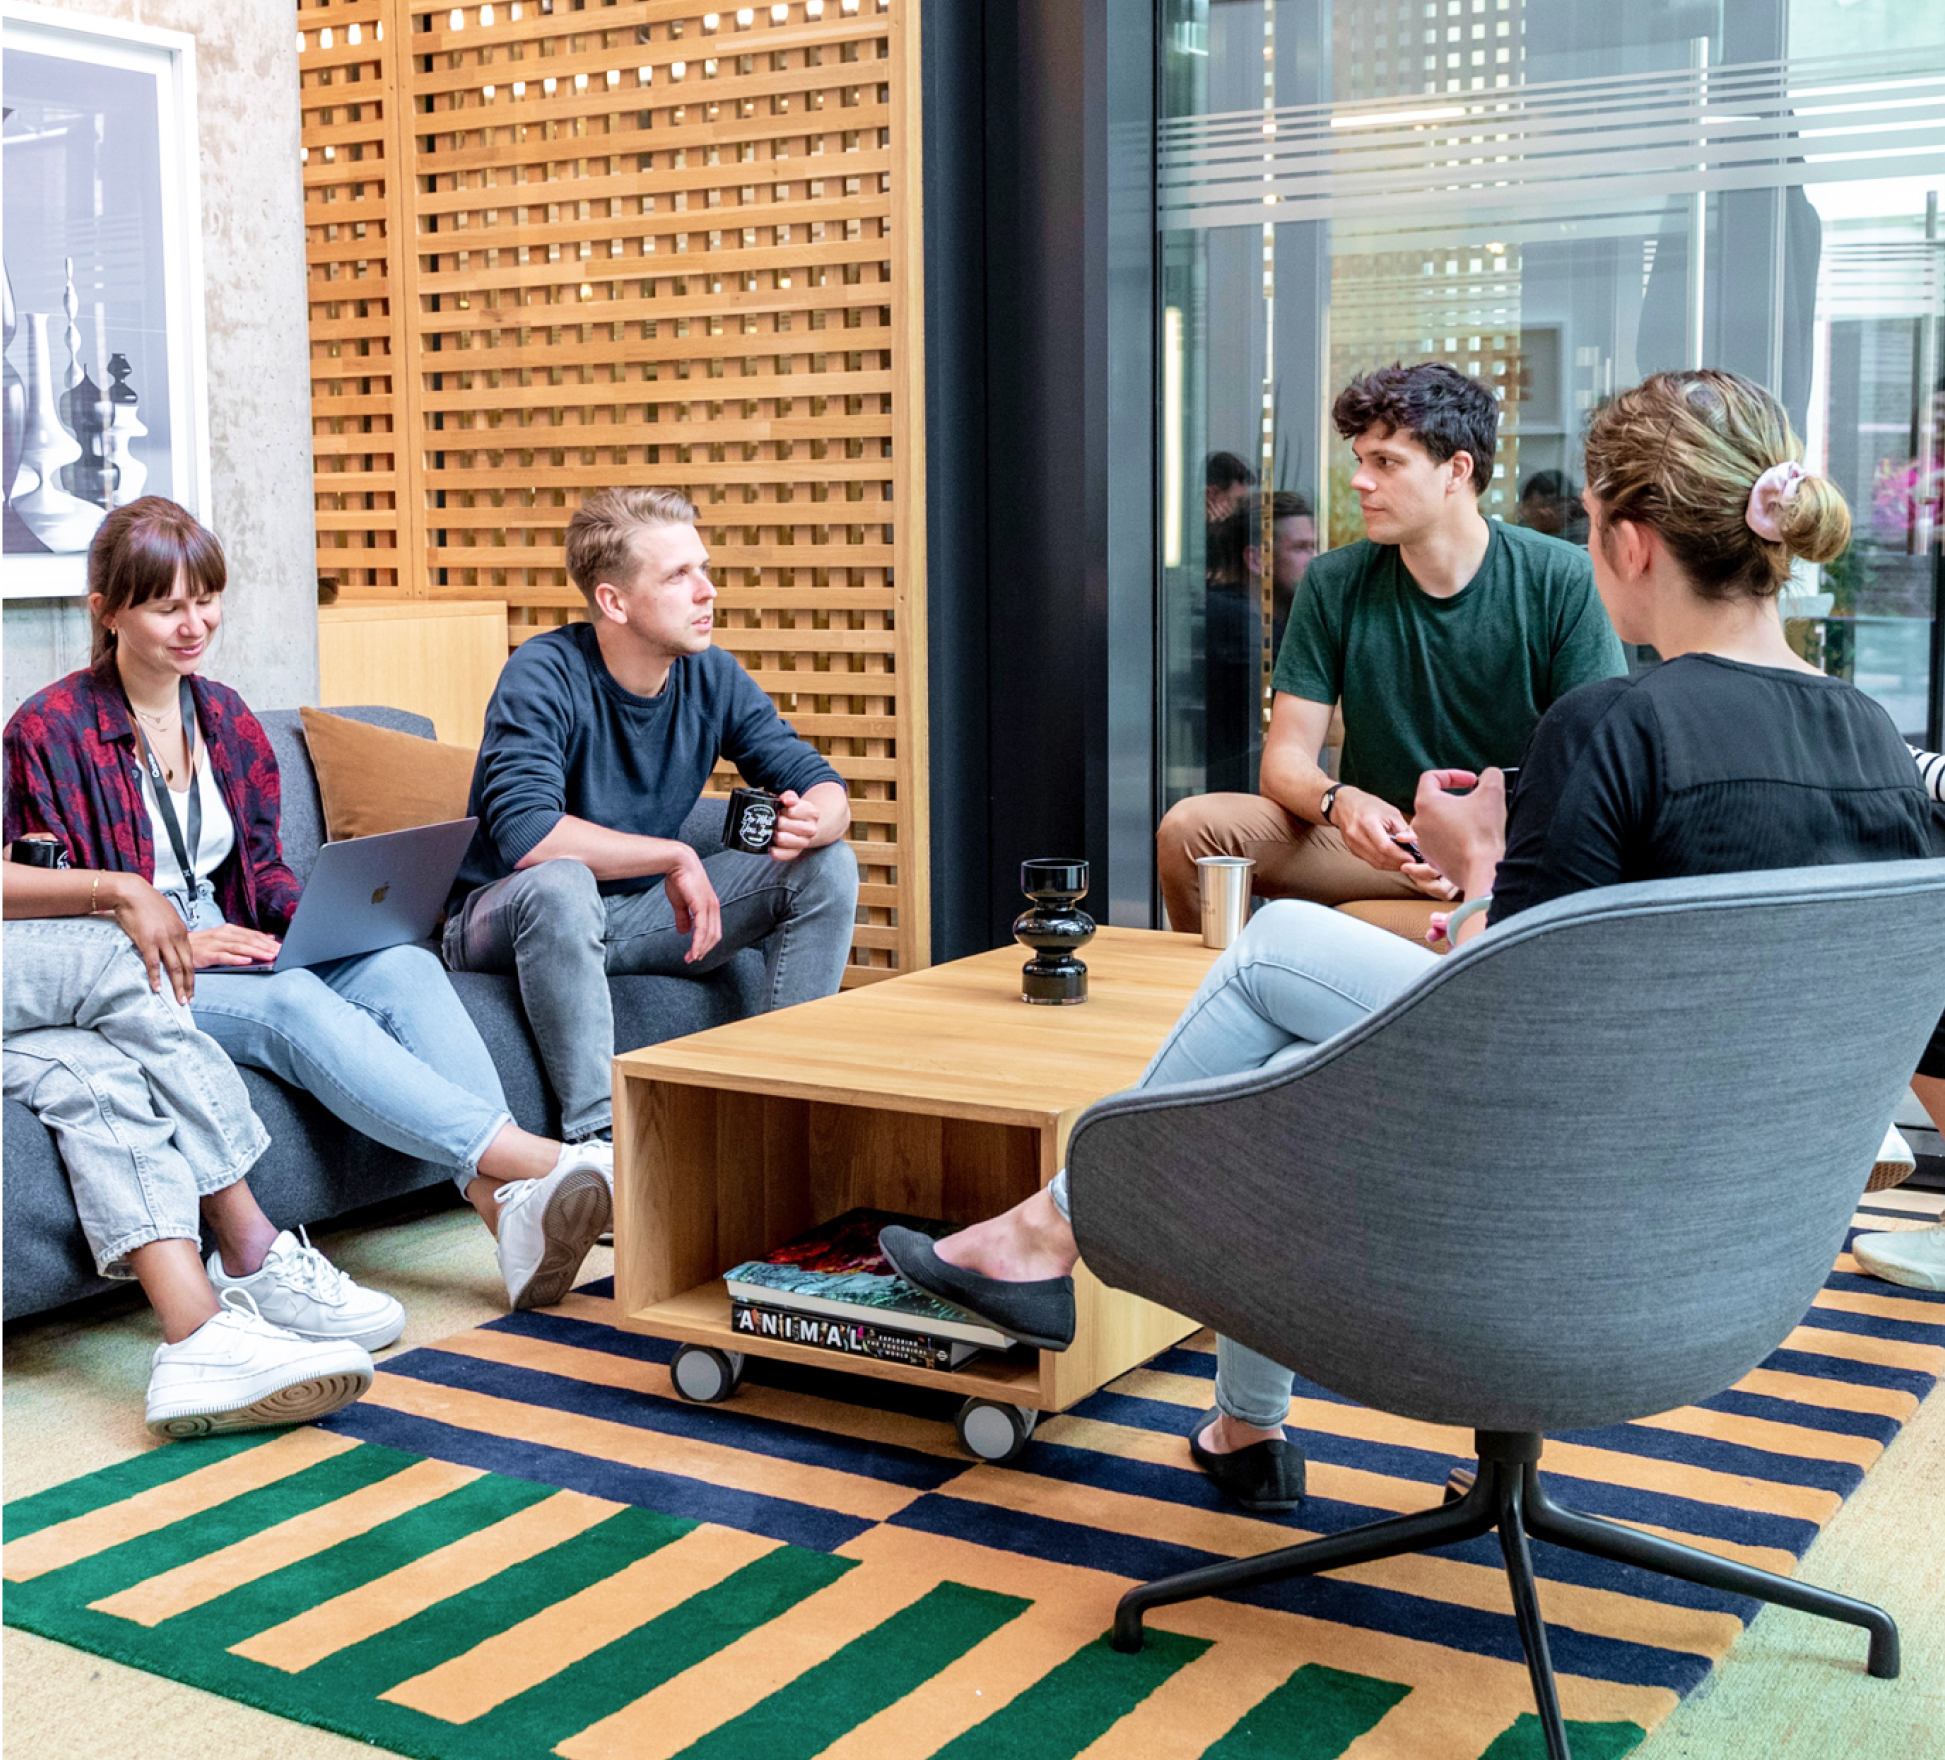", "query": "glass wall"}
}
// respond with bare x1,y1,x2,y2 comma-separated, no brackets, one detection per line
1158,0,1945,806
